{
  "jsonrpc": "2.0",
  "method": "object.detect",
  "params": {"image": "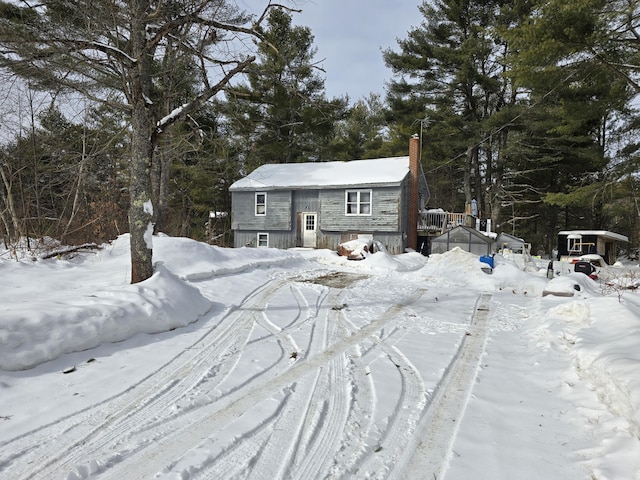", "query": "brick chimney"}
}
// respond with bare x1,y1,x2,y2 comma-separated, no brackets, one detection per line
408,135,420,251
